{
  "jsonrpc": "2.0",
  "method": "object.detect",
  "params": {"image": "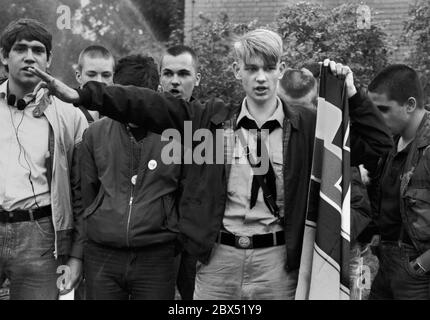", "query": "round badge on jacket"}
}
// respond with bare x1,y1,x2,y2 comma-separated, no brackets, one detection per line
131,175,137,185
148,160,157,170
